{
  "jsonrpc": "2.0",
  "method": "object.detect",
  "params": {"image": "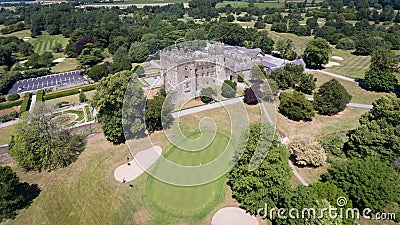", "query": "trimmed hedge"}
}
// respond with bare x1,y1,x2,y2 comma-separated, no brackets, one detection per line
36,90,44,102
20,92,31,113
7,93,20,101
0,110,19,123
43,84,97,101
0,100,23,110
